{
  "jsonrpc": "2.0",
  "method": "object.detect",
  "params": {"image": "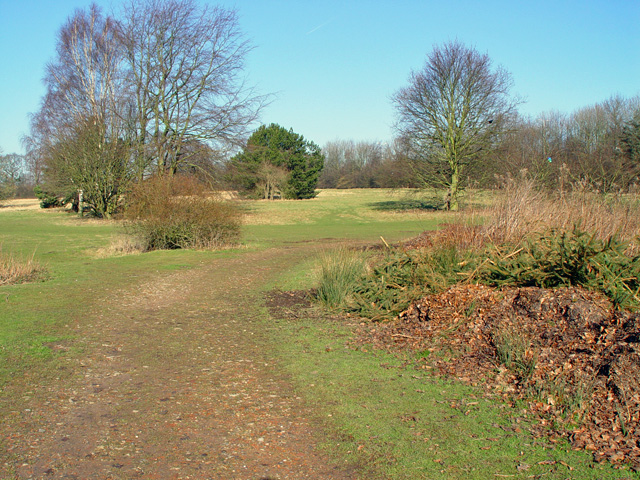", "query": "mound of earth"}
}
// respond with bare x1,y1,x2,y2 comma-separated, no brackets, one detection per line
355,284,640,470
